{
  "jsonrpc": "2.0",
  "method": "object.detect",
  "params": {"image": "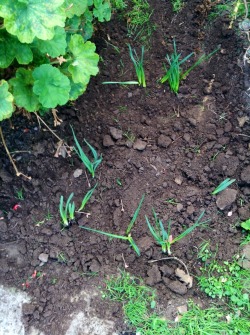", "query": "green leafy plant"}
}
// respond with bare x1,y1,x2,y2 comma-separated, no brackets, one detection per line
160,40,218,94
211,178,236,195
145,210,209,255
241,218,250,231
0,0,112,120
80,194,145,255
59,192,75,227
77,183,97,212
197,240,215,262
171,0,184,12
128,44,146,87
110,0,127,11
15,188,24,200
71,126,102,178
209,0,249,22
198,258,250,312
